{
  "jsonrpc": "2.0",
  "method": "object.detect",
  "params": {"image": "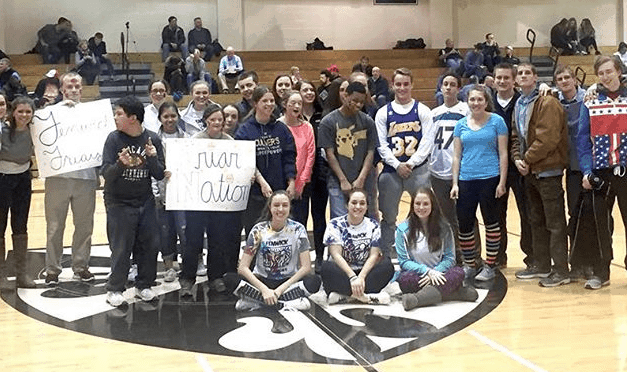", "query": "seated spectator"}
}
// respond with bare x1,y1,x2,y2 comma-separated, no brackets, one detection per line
614,42,627,72
188,17,214,61
502,45,520,66
161,16,188,62
369,66,390,109
290,66,302,85
352,56,373,77
163,55,187,101
234,191,320,311
74,40,100,85
439,39,464,73
36,17,79,64
459,75,480,102
88,32,115,80
320,189,394,305
236,70,258,117
185,48,213,92
218,47,244,93
579,18,601,55
552,18,580,55
0,49,6,60
464,44,486,80
32,69,62,108
0,58,27,101
481,33,501,72
566,18,581,54
396,187,478,310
